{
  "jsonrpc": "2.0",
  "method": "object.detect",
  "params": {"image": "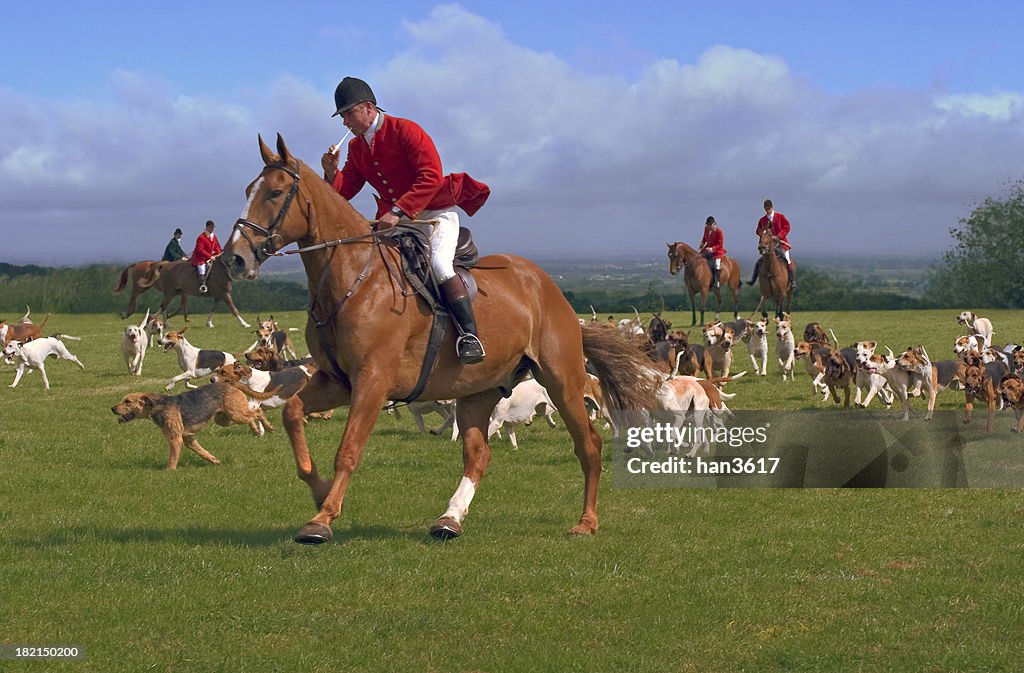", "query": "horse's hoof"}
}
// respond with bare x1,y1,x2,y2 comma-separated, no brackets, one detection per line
567,523,597,537
294,522,332,545
429,517,463,541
